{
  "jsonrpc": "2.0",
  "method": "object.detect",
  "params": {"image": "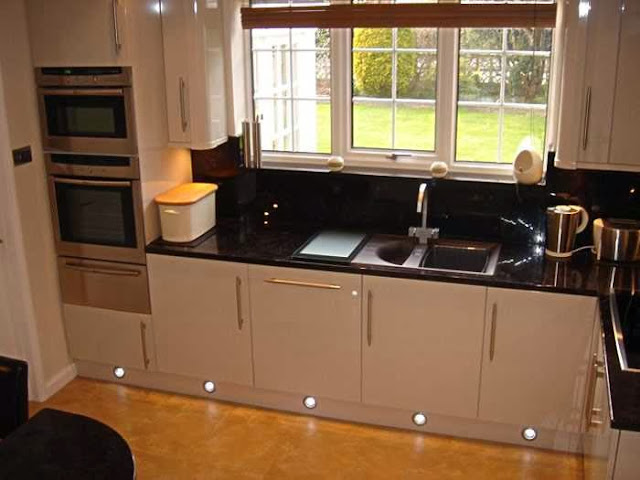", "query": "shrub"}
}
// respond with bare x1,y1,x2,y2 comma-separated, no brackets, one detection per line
353,28,417,97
